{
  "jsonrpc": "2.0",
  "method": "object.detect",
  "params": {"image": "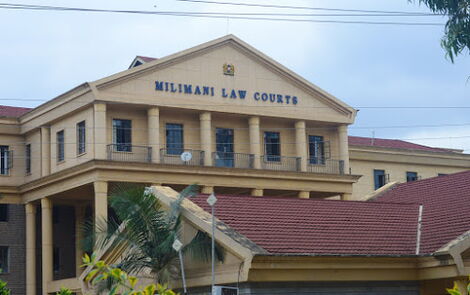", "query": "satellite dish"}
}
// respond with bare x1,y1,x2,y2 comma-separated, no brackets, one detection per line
180,151,192,162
